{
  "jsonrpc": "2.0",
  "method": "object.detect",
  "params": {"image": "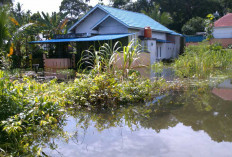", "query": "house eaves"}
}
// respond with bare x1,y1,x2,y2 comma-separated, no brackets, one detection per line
68,5,100,33
90,14,130,30
68,5,130,33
